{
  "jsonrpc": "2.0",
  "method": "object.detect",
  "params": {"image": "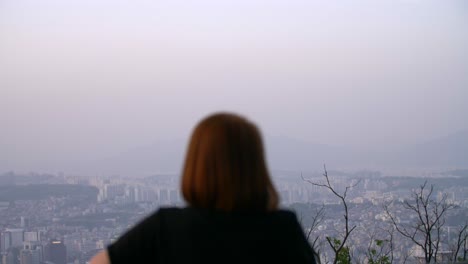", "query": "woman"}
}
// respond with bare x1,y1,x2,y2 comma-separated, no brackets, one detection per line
91,113,317,264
